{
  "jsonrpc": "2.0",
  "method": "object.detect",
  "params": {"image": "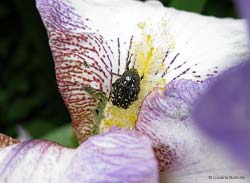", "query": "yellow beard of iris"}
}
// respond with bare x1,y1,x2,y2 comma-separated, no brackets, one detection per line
99,34,169,133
